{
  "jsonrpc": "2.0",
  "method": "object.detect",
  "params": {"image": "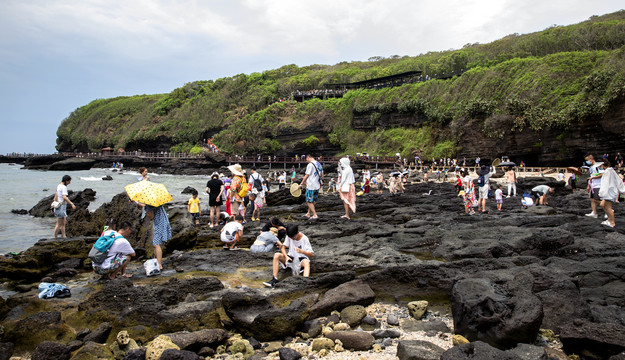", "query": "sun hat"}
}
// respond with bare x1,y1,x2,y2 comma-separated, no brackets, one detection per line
269,227,279,236
290,183,302,197
211,172,219,179
228,164,244,176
